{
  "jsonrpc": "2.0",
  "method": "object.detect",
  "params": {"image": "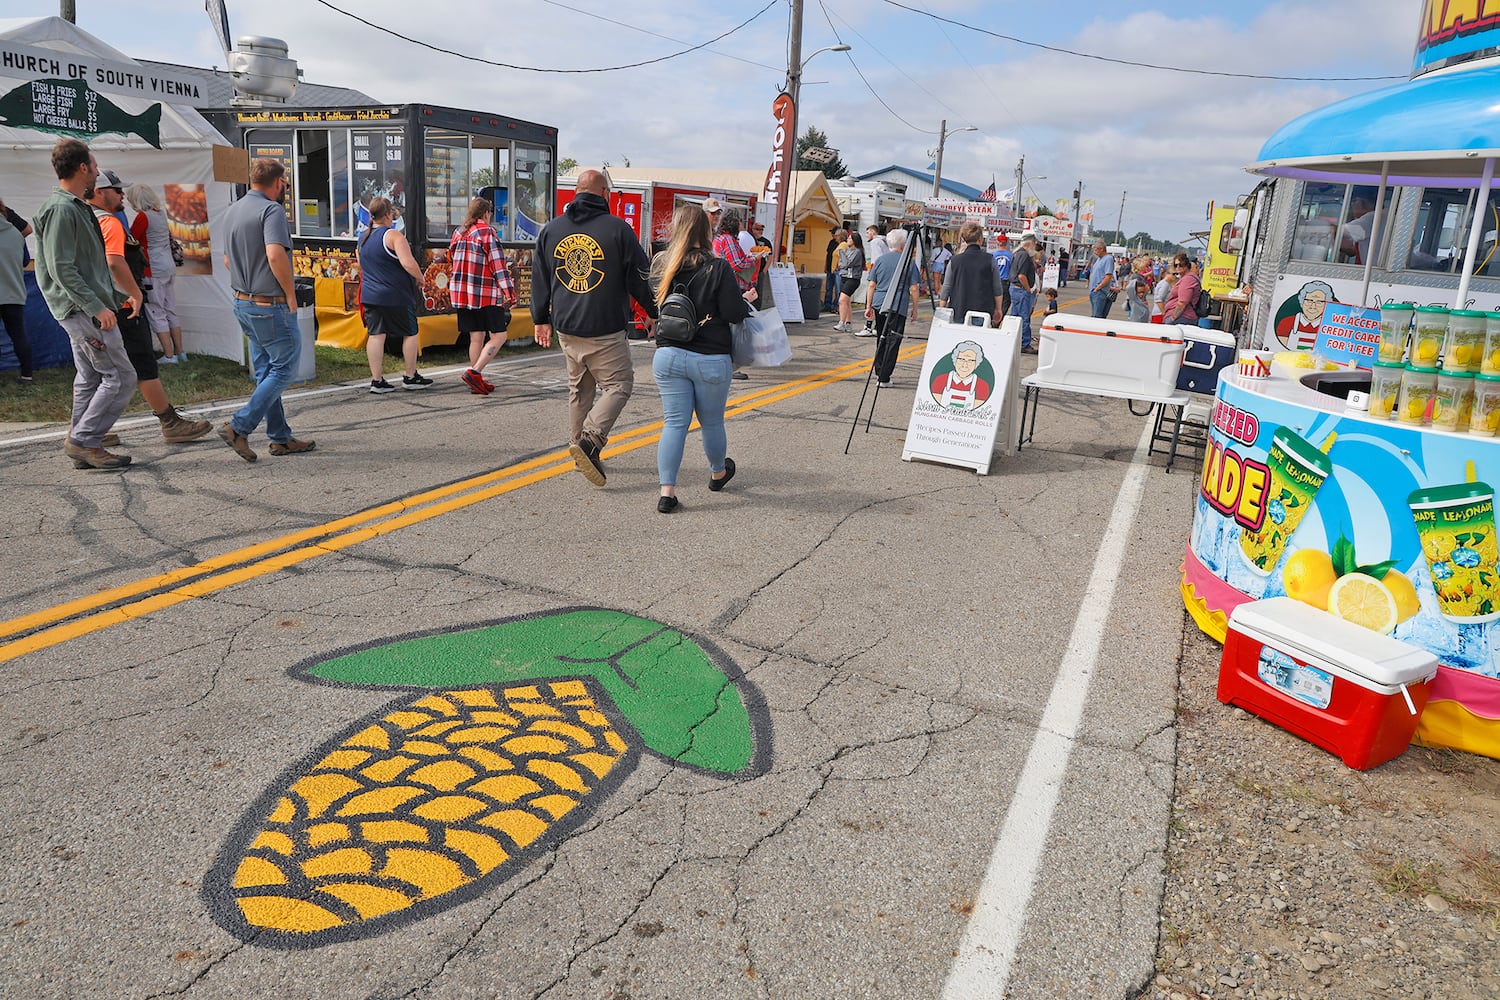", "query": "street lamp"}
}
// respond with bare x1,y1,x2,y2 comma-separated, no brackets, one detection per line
774,20,852,256
931,121,977,200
